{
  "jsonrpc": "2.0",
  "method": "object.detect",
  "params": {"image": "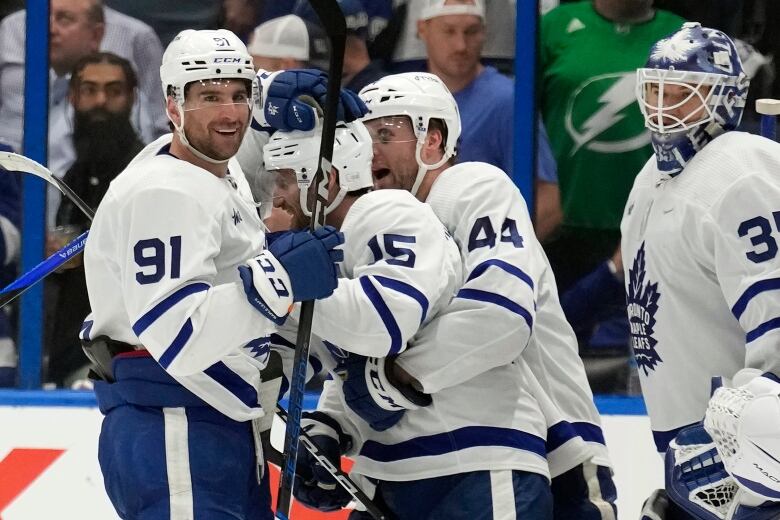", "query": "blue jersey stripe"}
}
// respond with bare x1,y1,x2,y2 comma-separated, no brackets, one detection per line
79,319,94,341
732,278,780,320
456,288,533,329
132,282,210,336
359,425,546,462
373,275,429,324
158,318,194,369
546,421,606,452
360,276,402,355
467,259,534,290
203,361,259,409
746,317,780,343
